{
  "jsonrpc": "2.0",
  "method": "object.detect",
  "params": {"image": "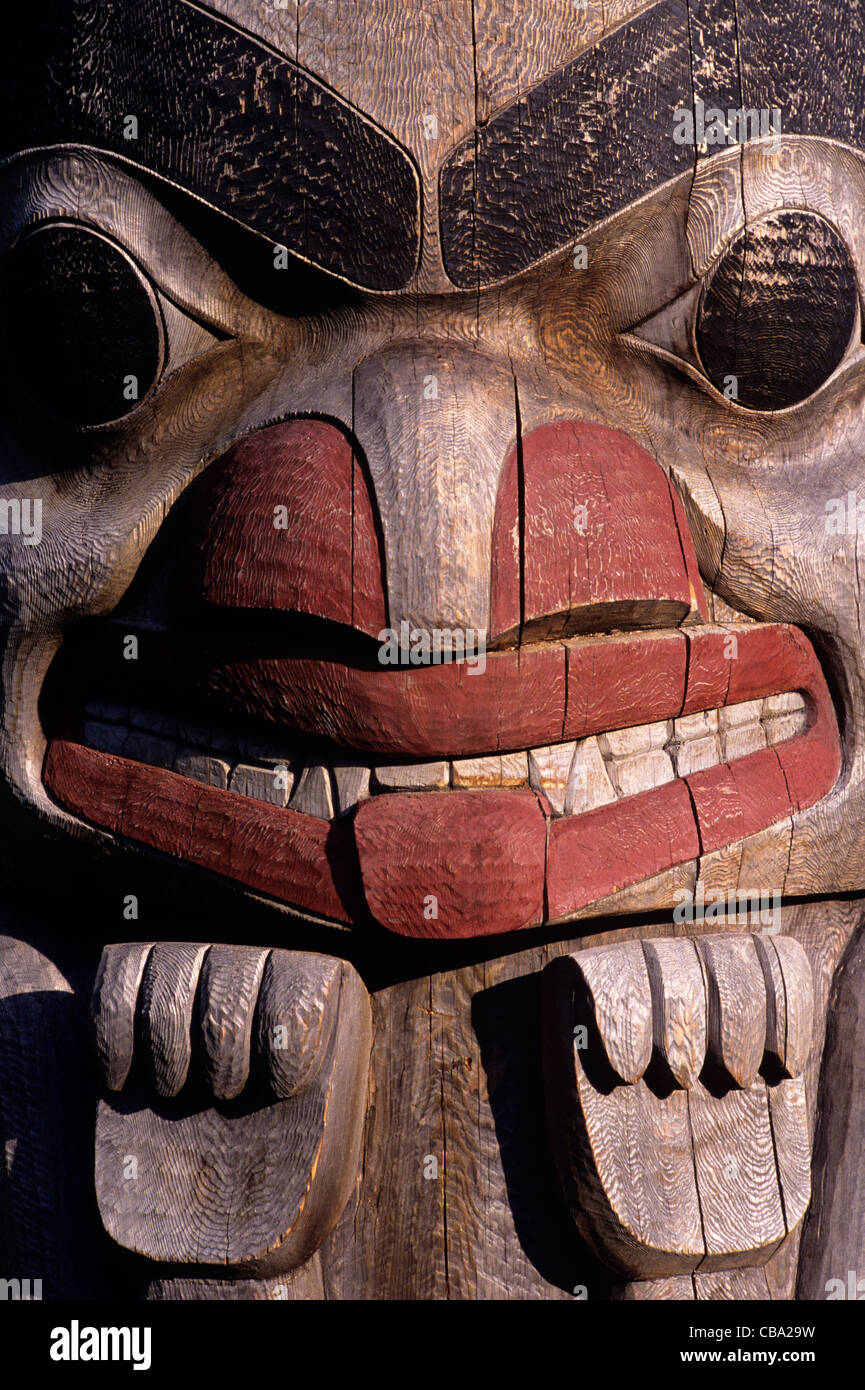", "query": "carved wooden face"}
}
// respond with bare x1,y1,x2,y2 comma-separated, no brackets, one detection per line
1,0,863,944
